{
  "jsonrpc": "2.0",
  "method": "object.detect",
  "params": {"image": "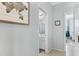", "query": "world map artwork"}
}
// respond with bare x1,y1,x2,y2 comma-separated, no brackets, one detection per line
2,2,28,20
